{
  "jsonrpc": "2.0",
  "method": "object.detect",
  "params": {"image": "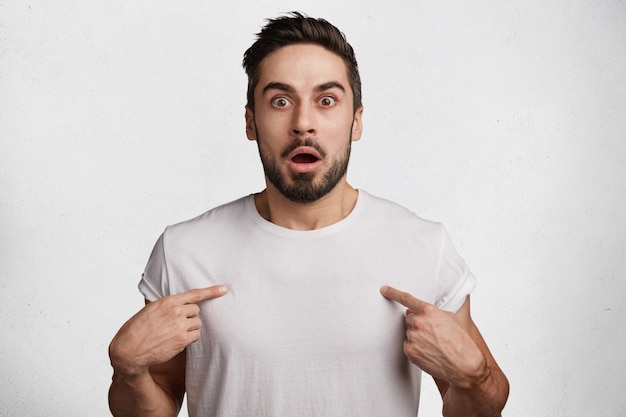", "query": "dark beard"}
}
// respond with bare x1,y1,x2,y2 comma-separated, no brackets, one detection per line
256,134,352,204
